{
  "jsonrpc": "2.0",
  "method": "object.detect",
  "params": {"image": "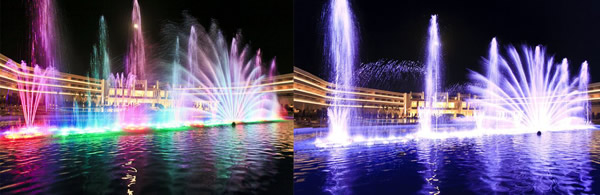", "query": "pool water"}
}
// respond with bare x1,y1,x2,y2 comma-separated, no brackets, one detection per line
0,122,293,194
294,126,600,194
